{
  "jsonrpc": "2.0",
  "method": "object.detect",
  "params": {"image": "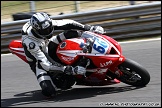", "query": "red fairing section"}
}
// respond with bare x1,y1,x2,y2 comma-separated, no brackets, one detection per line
8,39,28,63
101,34,122,54
86,56,119,68
55,34,125,85
56,38,85,65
